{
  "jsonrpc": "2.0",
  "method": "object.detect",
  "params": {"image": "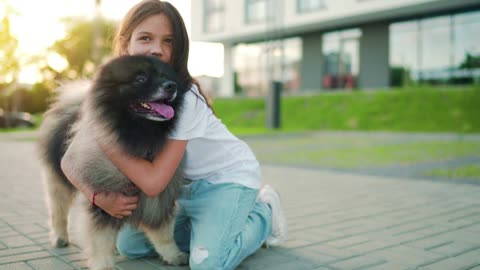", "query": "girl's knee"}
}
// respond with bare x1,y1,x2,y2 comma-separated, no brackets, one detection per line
188,247,224,270
116,227,156,259
116,241,133,258
116,233,137,259
189,258,223,270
